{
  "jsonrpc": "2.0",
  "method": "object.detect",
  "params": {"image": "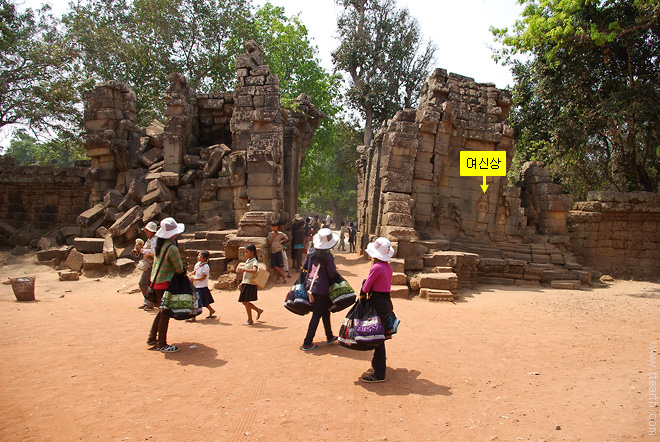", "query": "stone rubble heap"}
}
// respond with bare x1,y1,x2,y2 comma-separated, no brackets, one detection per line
34,41,324,279
358,70,596,298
